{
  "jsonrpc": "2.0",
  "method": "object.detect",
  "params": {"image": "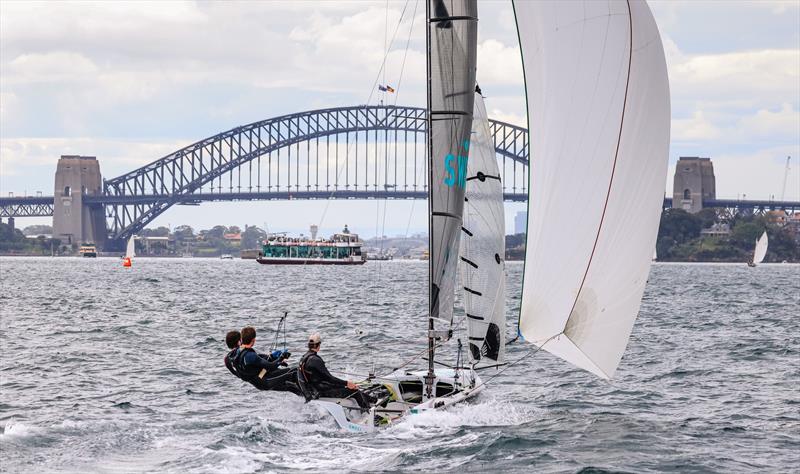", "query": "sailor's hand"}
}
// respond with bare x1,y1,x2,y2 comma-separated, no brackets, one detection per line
346,381,358,390
281,351,291,360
